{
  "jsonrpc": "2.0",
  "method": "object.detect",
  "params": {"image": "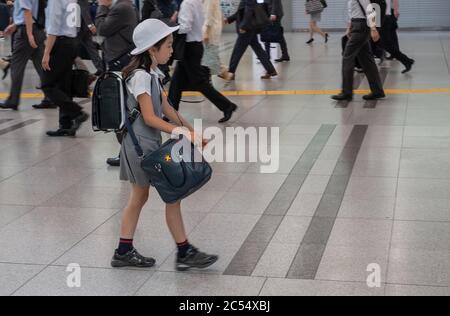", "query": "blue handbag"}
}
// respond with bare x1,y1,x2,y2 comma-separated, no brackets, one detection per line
124,84,212,204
